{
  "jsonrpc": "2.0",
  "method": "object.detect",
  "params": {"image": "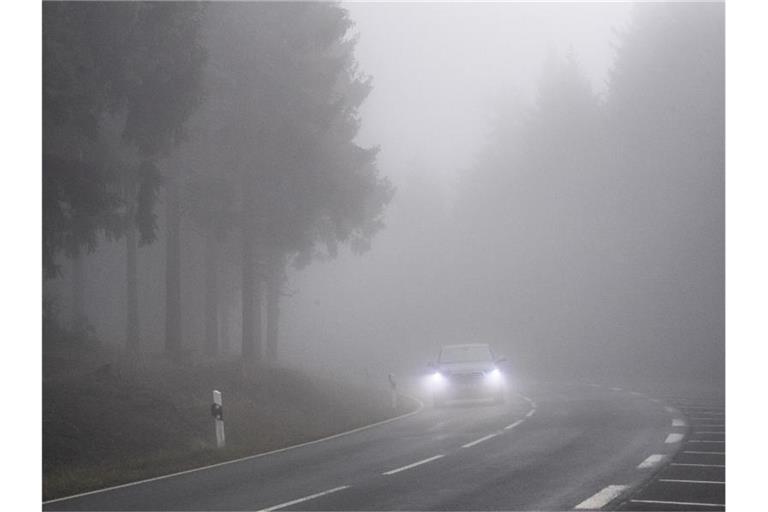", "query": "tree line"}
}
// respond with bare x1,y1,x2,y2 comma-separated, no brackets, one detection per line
452,3,723,377
43,2,393,363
